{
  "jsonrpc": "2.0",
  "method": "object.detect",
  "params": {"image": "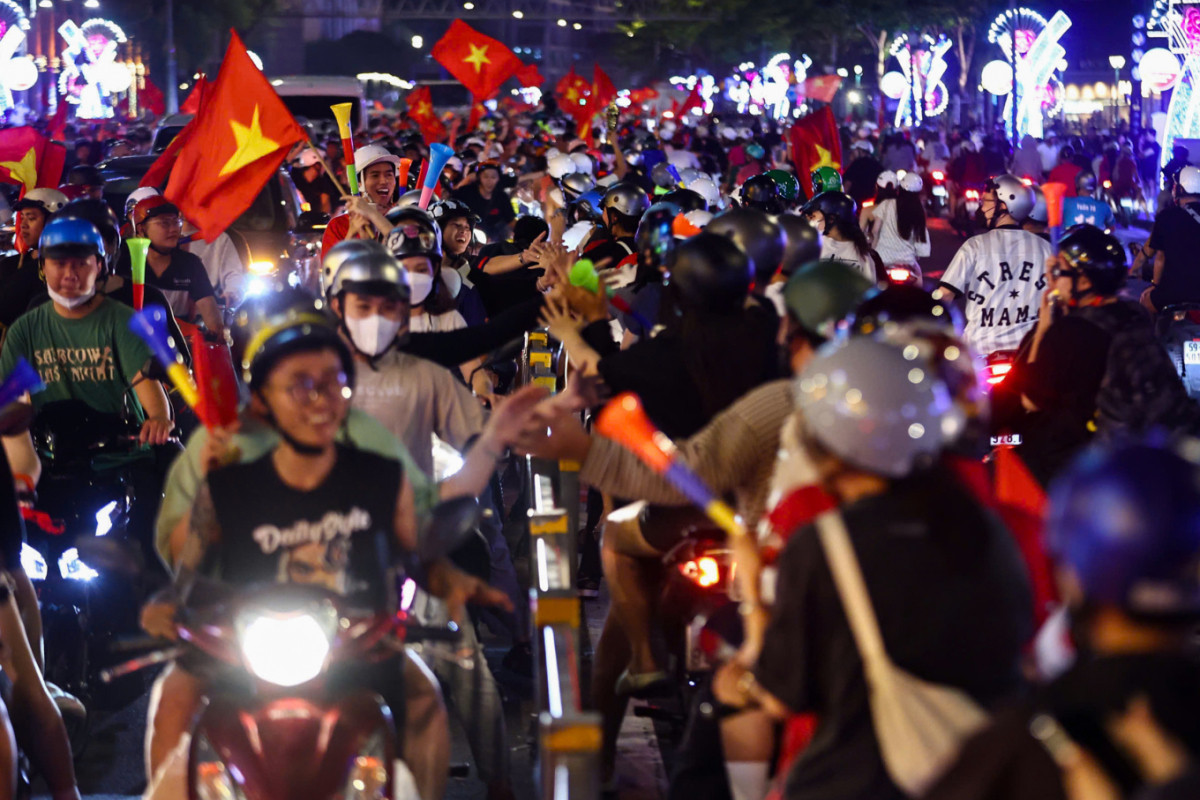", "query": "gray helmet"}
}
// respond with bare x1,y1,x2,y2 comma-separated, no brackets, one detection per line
795,335,966,478
388,191,424,216
1028,185,1047,224
986,174,1035,222
322,239,385,299
1075,171,1097,195
560,172,596,201
601,181,651,219
329,246,411,302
